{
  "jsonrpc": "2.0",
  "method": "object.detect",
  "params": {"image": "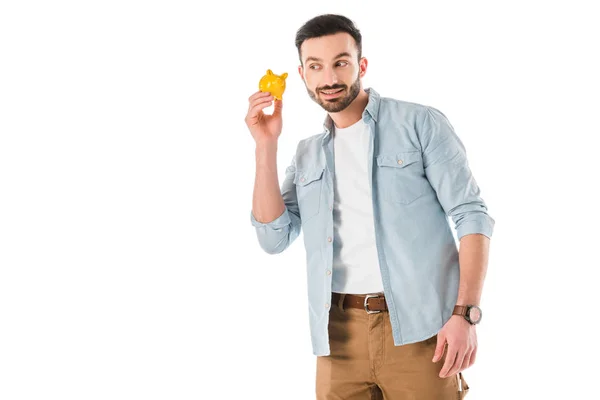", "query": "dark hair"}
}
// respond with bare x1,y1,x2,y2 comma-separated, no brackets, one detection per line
295,14,362,64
